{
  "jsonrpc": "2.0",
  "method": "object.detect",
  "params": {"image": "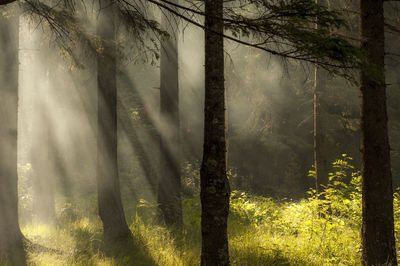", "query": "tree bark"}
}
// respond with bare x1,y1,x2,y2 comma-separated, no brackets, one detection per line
96,0,131,242
360,0,397,265
314,66,330,196
157,0,182,228
314,0,330,197
201,0,230,265
0,3,26,264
